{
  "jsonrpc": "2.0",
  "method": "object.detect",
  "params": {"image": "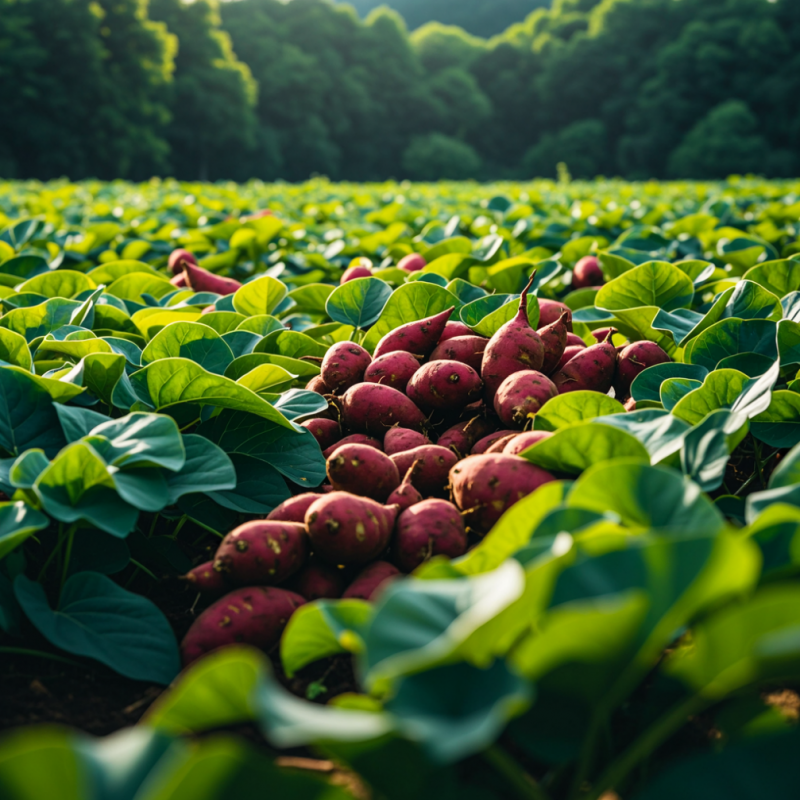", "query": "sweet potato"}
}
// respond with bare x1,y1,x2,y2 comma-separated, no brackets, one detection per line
429,335,489,373
494,370,558,428
300,418,341,451
407,360,483,411
326,443,400,502
624,397,637,412
168,248,197,275
390,445,458,496
180,561,228,596
267,493,326,524
392,499,468,572
170,273,188,288
551,345,585,375
471,431,518,455
485,434,518,454
386,460,424,511
363,351,420,392
439,321,474,342
552,330,618,394
287,557,345,601
306,375,331,395
341,265,372,284
537,312,570,375
341,383,426,434
592,327,616,343
214,521,308,586
181,587,305,666
566,333,587,348
373,307,454,359
384,428,431,456
398,253,426,272
614,341,671,398
305,492,399,565
342,561,400,601
437,417,493,456
481,276,545,402
183,262,242,295
321,342,372,393
450,454,556,533
322,434,382,459
503,430,553,456
572,256,604,289
538,298,573,330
